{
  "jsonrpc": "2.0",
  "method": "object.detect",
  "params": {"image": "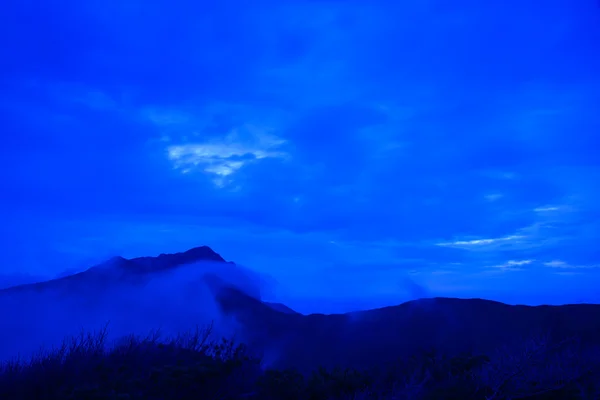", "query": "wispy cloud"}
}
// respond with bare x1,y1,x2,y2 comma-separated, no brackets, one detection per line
488,259,534,272
142,108,192,127
543,260,600,270
437,235,527,250
167,128,288,186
